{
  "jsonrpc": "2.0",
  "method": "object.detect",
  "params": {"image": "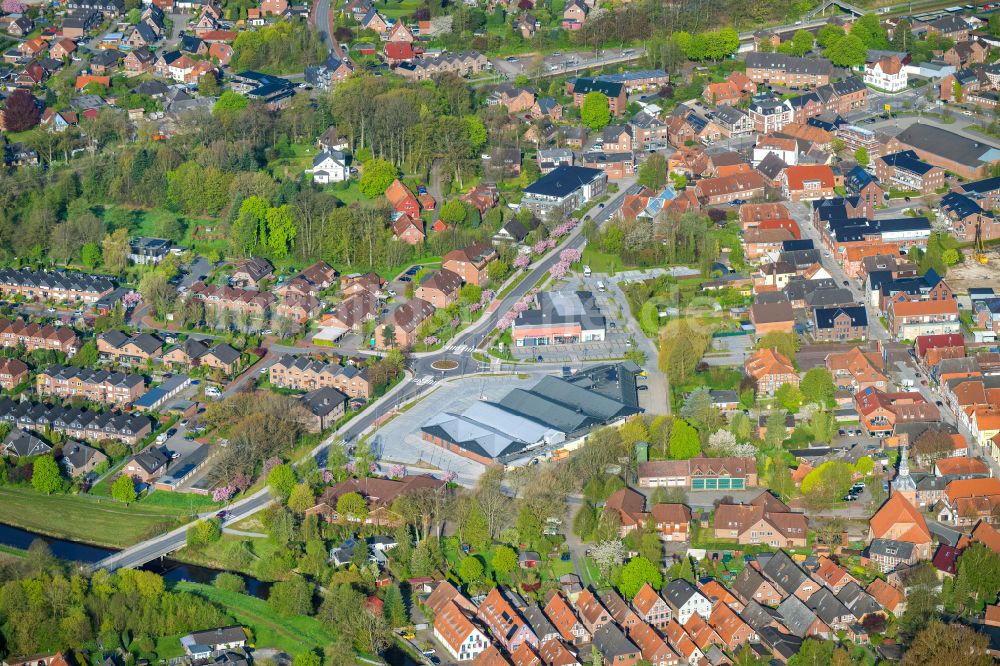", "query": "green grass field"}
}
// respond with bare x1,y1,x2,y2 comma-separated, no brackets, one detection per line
0,486,194,548
267,143,319,182
373,0,422,19
141,490,222,511
582,246,625,274
172,581,333,654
